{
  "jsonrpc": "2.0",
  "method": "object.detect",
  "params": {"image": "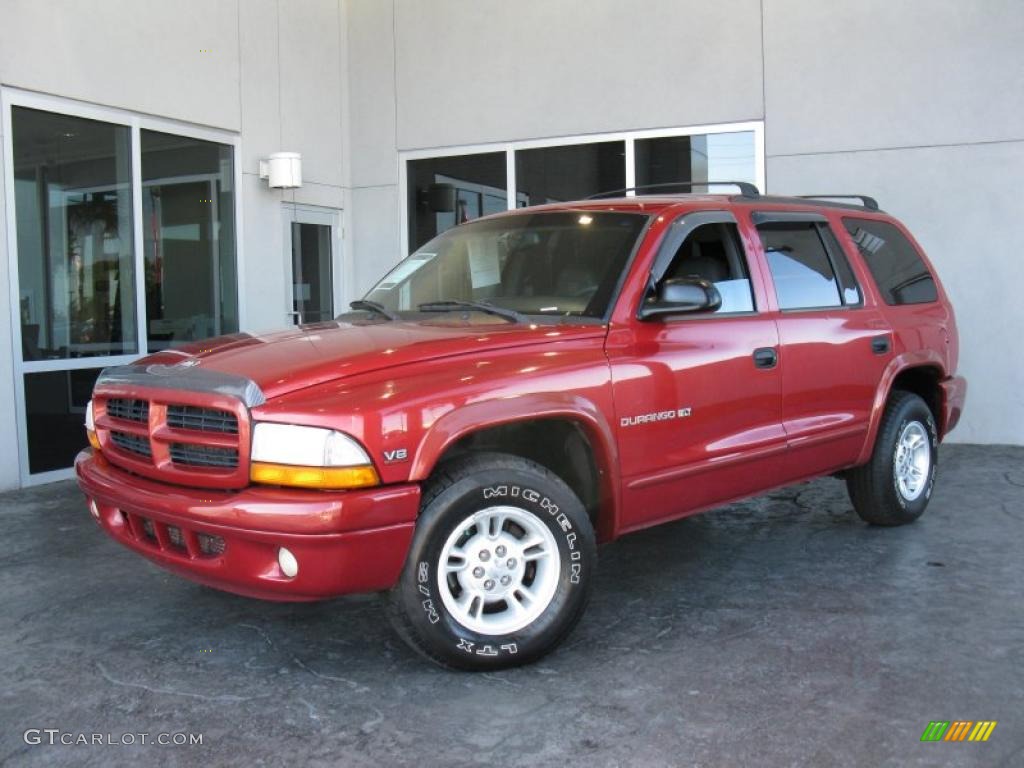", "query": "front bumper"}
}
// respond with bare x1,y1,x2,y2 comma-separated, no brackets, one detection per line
75,450,419,601
939,375,967,438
